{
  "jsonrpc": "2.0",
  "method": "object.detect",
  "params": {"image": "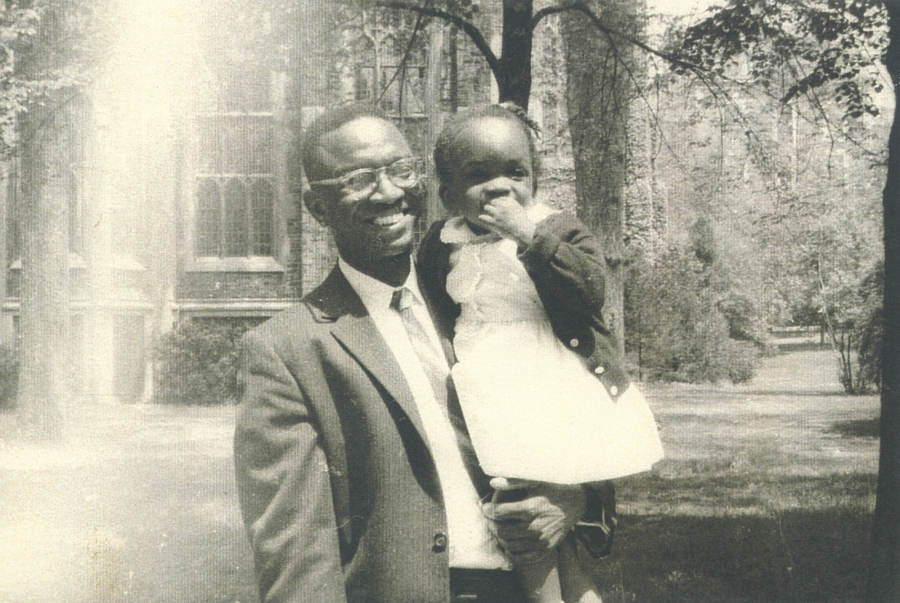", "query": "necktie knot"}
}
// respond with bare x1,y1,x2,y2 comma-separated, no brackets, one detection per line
390,284,449,389
391,287,414,312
